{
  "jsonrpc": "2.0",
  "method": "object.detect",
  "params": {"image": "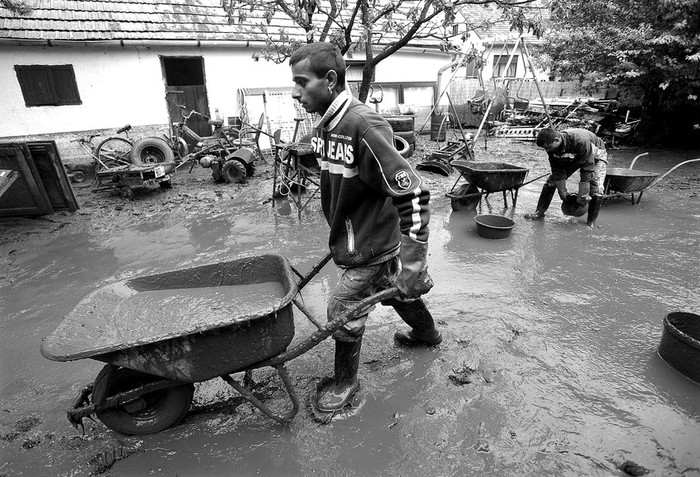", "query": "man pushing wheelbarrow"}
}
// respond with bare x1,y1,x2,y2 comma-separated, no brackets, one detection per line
290,43,441,419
